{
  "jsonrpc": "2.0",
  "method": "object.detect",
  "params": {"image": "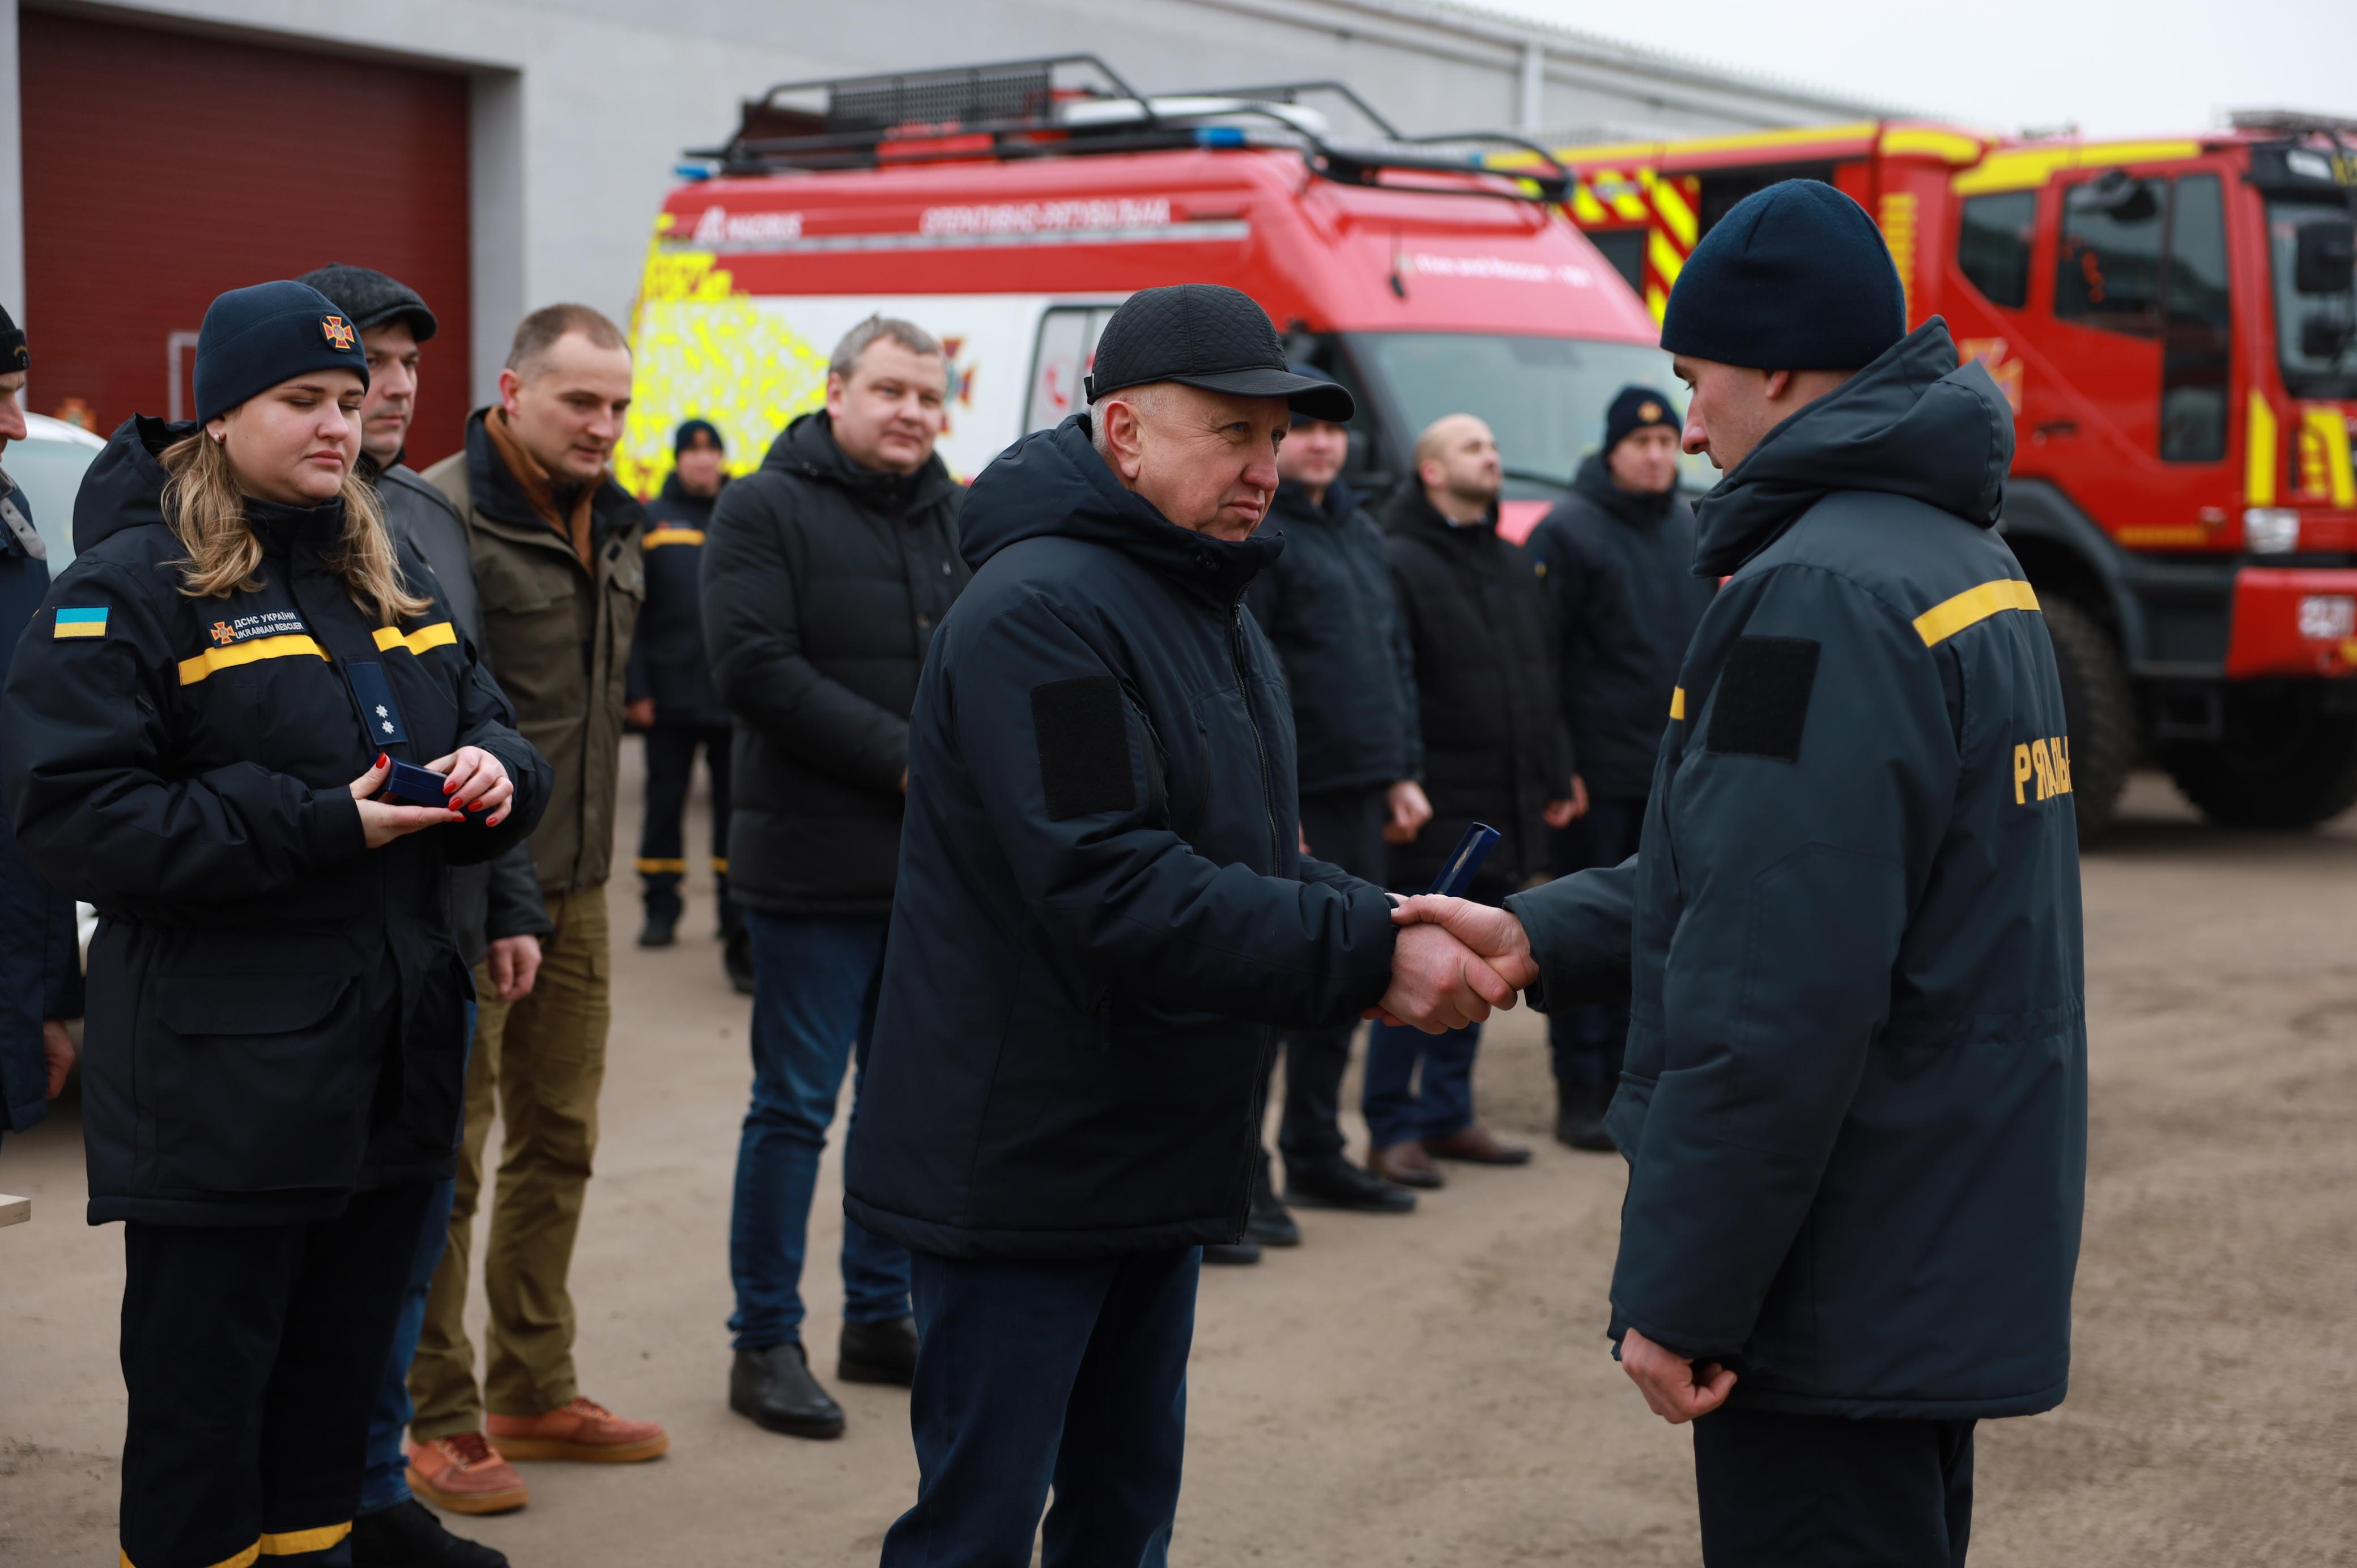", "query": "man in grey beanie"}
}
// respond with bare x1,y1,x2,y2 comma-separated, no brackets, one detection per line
1392,180,2086,1565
